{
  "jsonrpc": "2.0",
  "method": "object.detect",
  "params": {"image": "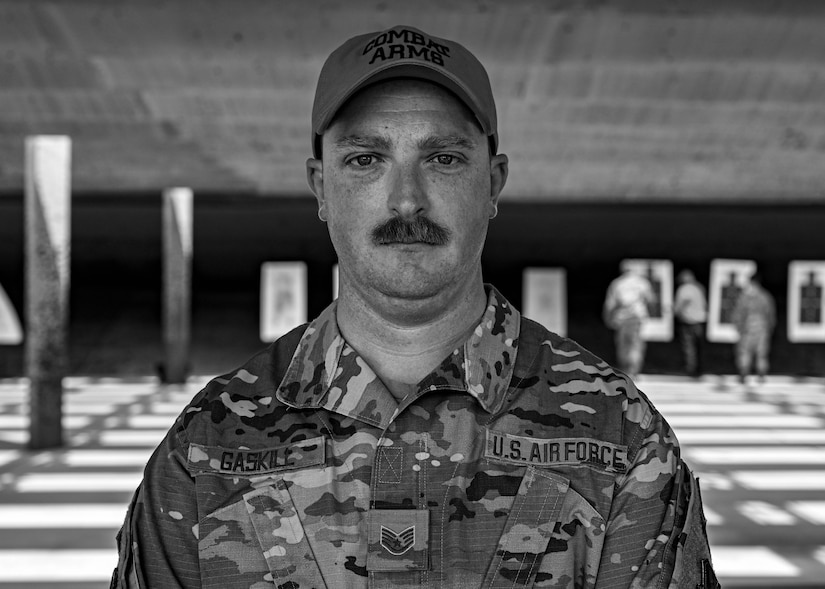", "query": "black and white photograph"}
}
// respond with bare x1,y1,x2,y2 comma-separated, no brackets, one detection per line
1,2,824,587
